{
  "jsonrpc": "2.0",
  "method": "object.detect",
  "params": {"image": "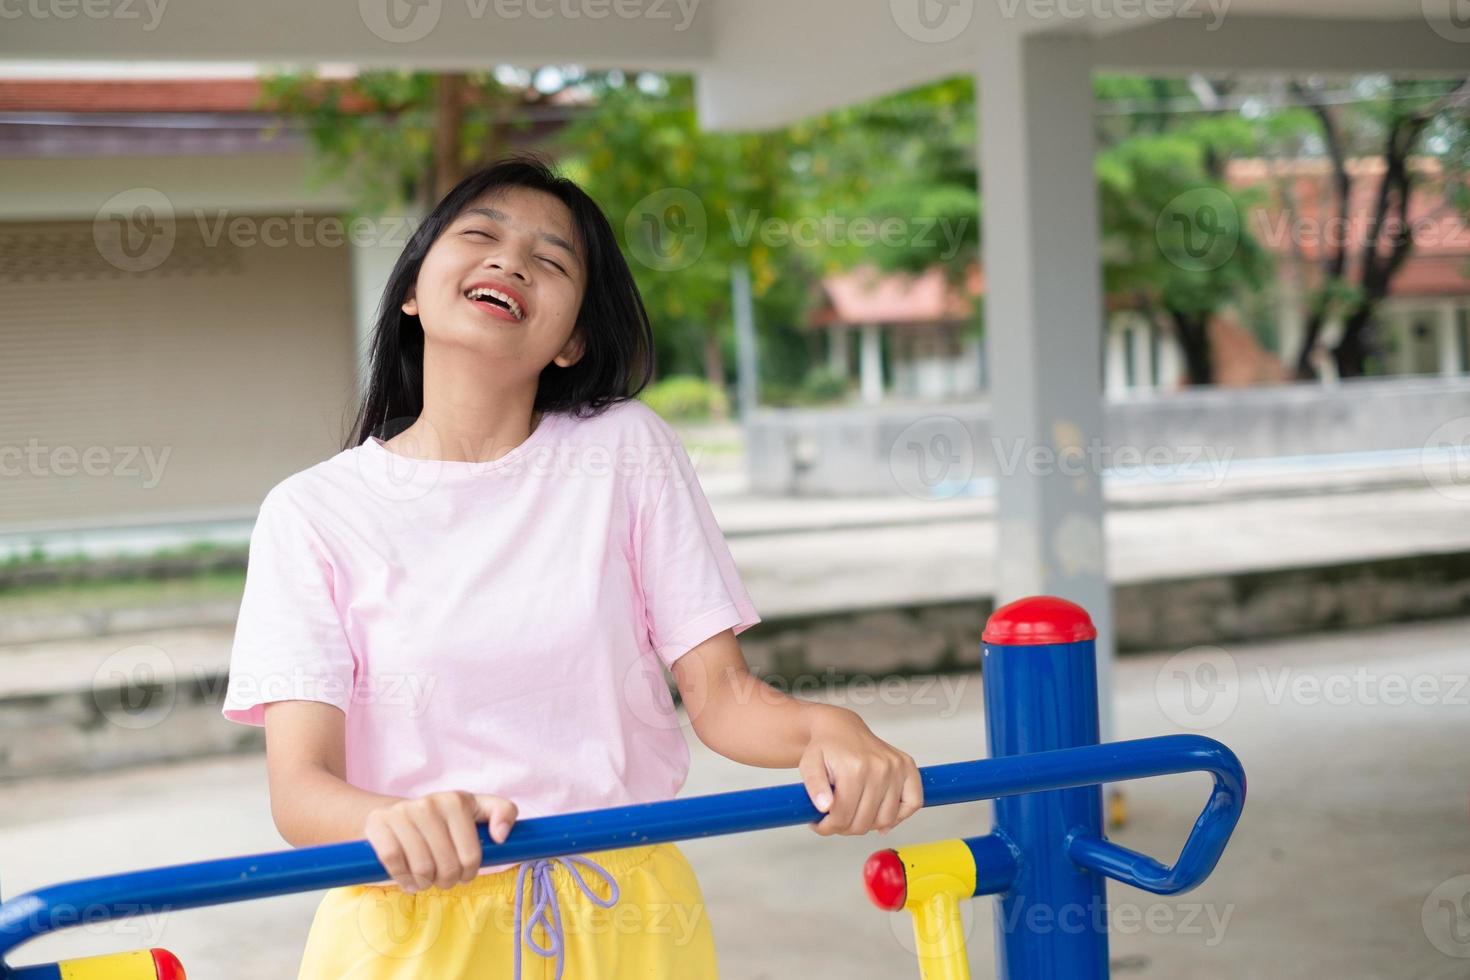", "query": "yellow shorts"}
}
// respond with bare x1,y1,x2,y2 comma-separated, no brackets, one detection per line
295,841,719,979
